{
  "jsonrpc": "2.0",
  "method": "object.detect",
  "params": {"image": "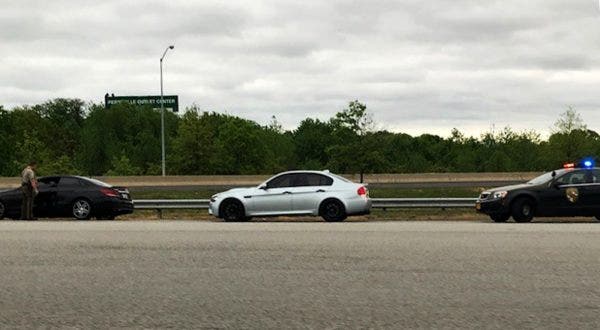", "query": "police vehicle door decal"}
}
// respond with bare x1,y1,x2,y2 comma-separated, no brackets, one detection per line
566,187,579,203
